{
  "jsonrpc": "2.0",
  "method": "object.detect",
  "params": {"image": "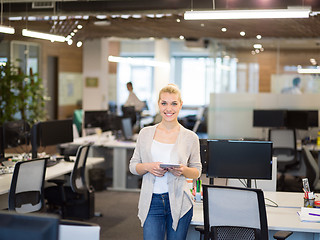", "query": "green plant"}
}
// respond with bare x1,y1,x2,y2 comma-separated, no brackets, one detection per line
0,62,48,125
